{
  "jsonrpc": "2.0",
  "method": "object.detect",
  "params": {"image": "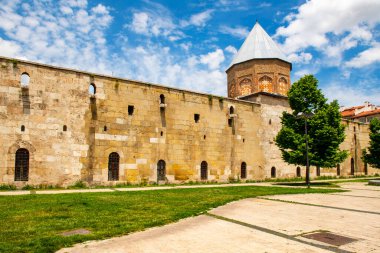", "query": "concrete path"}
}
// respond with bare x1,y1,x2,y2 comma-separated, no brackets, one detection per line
57,182,380,253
